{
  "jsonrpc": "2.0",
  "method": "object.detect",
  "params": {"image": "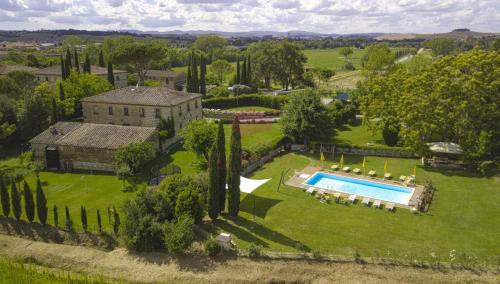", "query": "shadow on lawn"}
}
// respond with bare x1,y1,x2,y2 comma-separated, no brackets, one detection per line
217,216,311,252
239,195,282,219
